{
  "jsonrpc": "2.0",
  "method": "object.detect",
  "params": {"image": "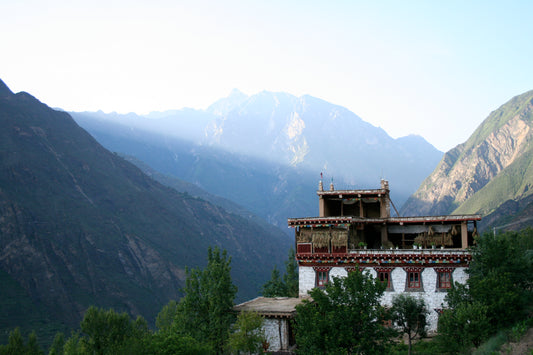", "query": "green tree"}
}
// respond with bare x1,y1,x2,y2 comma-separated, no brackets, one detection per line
62,332,86,355
150,332,212,355
283,247,299,297
295,270,395,354
437,229,533,352
437,301,491,352
26,332,42,355
0,328,26,355
262,247,299,298
227,311,266,354
155,300,179,333
467,231,532,330
80,306,150,355
0,327,43,355
174,246,237,353
261,266,287,297
48,333,65,355
390,294,428,355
